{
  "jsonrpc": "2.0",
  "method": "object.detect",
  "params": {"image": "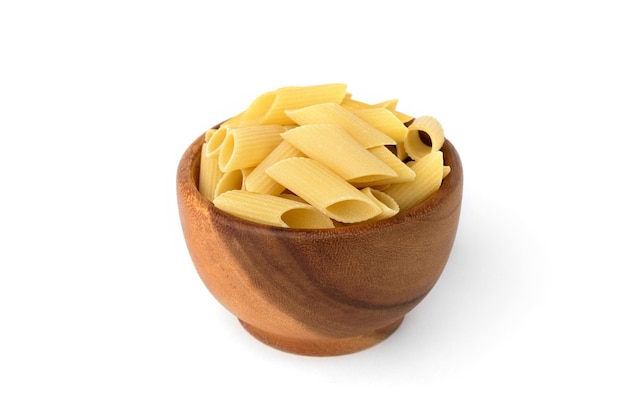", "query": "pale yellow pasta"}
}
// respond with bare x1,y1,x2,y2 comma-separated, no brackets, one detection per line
198,142,222,202
395,139,409,160
206,126,229,158
341,96,413,124
204,128,216,142
278,193,307,203
213,168,253,197
213,190,334,229
245,140,304,195
373,99,414,123
218,111,246,129
371,183,391,192
240,84,347,125
405,116,445,159
352,107,408,142
384,151,444,212
351,146,415,187
218,125,285,172
280,124,397,183
340,96,371,111
285,102,395,148
359,187,399,221
374,99,399,109
265,157,382,223
197,83,451,228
